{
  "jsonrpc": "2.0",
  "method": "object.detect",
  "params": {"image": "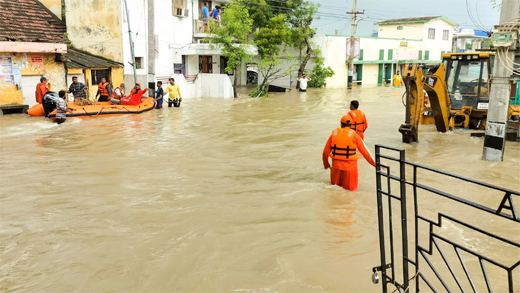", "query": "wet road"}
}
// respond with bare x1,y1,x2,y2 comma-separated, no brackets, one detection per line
0,86,519,292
